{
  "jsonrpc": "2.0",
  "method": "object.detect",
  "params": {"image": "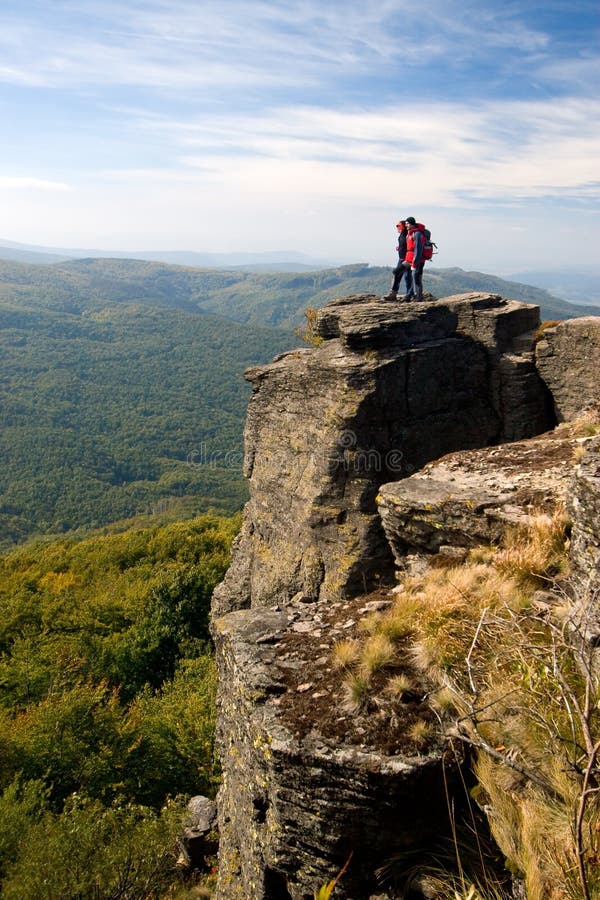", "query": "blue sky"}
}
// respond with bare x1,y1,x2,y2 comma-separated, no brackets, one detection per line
0,0,598,273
